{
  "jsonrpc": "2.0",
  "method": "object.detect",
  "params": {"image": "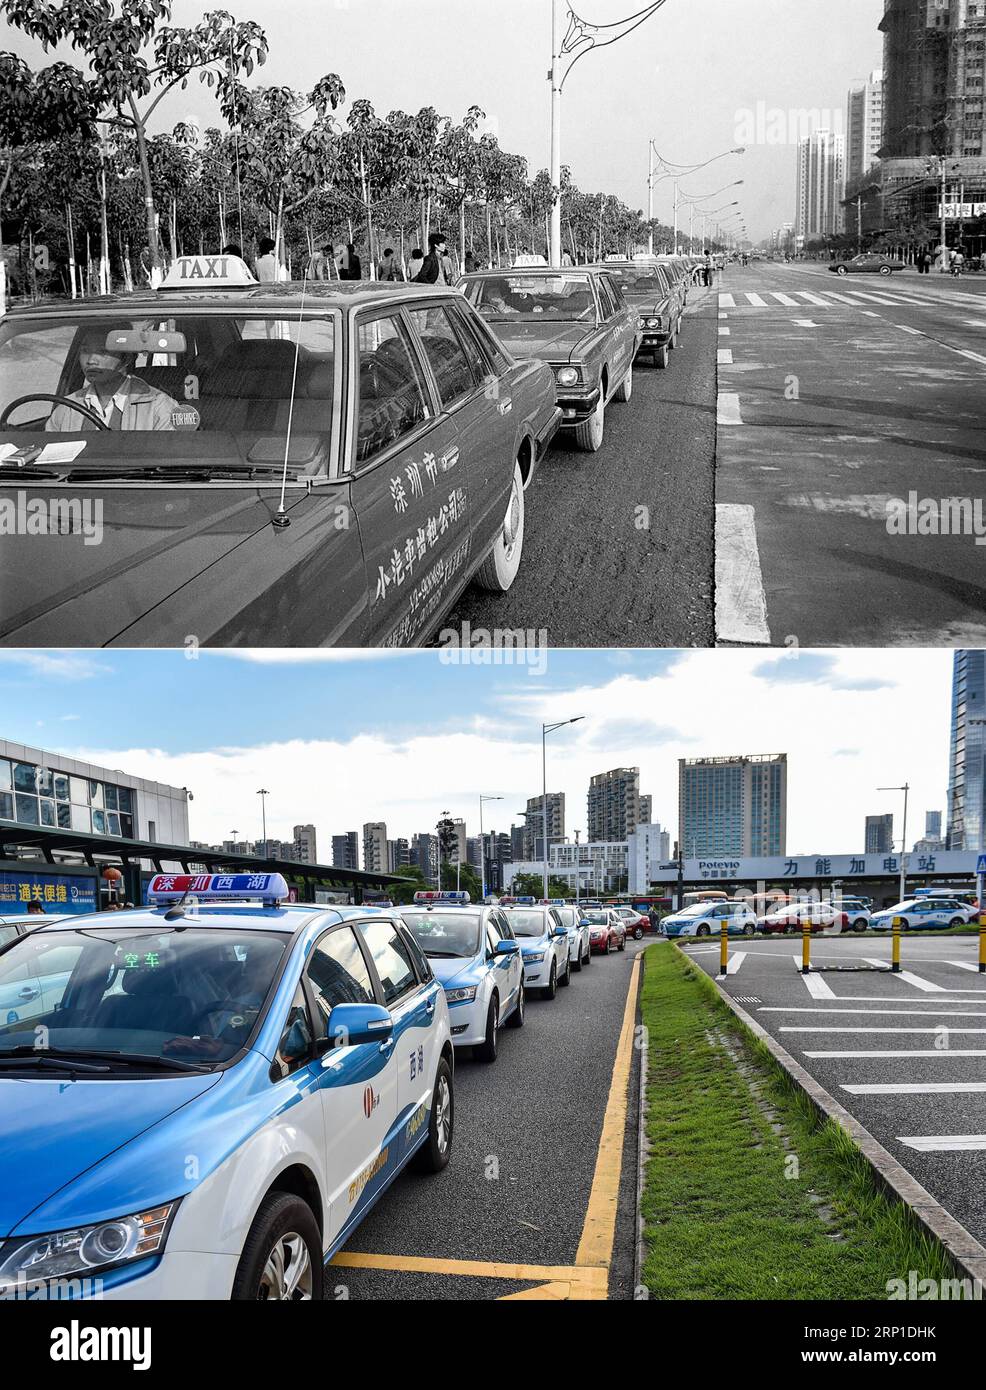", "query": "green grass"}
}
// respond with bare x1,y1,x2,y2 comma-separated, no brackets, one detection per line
639,942,959,1300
